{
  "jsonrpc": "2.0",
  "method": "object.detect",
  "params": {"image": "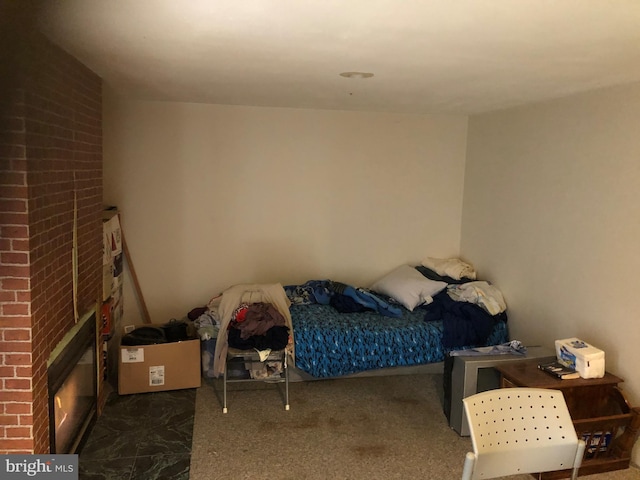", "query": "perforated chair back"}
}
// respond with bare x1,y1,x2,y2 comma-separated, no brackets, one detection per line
461,388,586,480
